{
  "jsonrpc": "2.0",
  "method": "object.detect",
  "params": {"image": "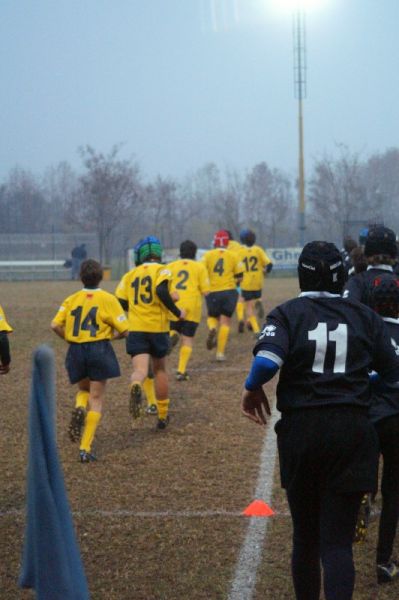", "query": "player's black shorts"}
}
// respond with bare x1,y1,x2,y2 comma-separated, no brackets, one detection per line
275,406,379,494
126,331,169,358
170,320,199,337
65,340,120,384
241,289,262,301
206,289,238,318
